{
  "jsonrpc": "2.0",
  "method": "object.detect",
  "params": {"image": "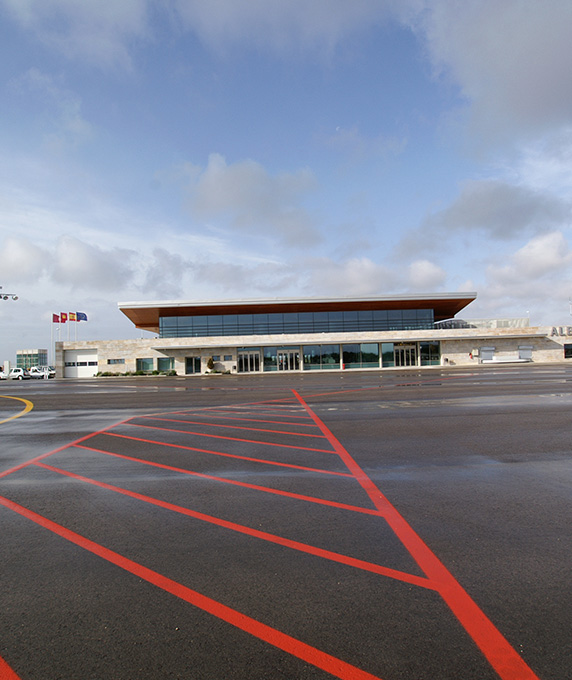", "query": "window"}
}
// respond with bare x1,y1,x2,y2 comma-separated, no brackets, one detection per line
107,359,125,365
157,357,174,371
224,355,232,361
136,358,154,372
360,343,380,368
519,346,533,360
564,345,572,359
158,307,435,338
342,343,379,369
303,345,321,370
420,342,440,366
381,343,394,367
